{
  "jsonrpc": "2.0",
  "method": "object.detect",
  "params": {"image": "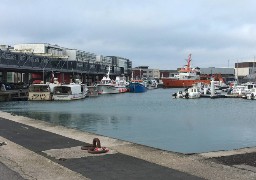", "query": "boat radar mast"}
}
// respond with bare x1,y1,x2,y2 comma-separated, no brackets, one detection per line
180,53,192,72
186,53,192,70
